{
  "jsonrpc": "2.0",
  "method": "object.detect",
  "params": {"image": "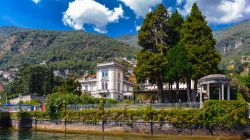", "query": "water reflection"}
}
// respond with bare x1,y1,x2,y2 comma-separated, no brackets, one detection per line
0,129,244,140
